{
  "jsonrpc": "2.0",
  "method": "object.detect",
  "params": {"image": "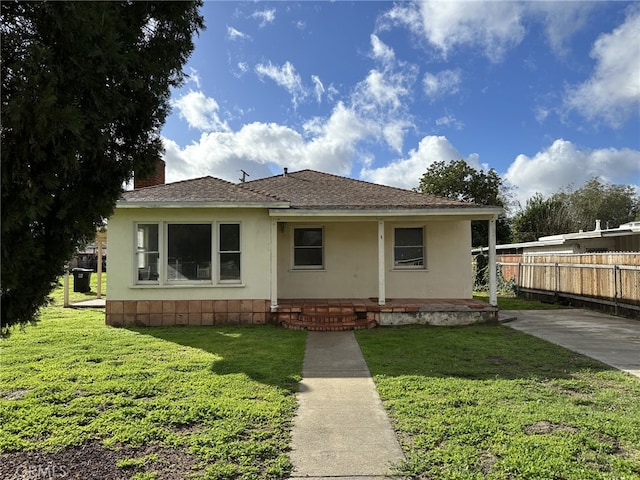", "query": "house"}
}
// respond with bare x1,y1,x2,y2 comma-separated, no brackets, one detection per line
106,169,502,329
474,220,640,256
